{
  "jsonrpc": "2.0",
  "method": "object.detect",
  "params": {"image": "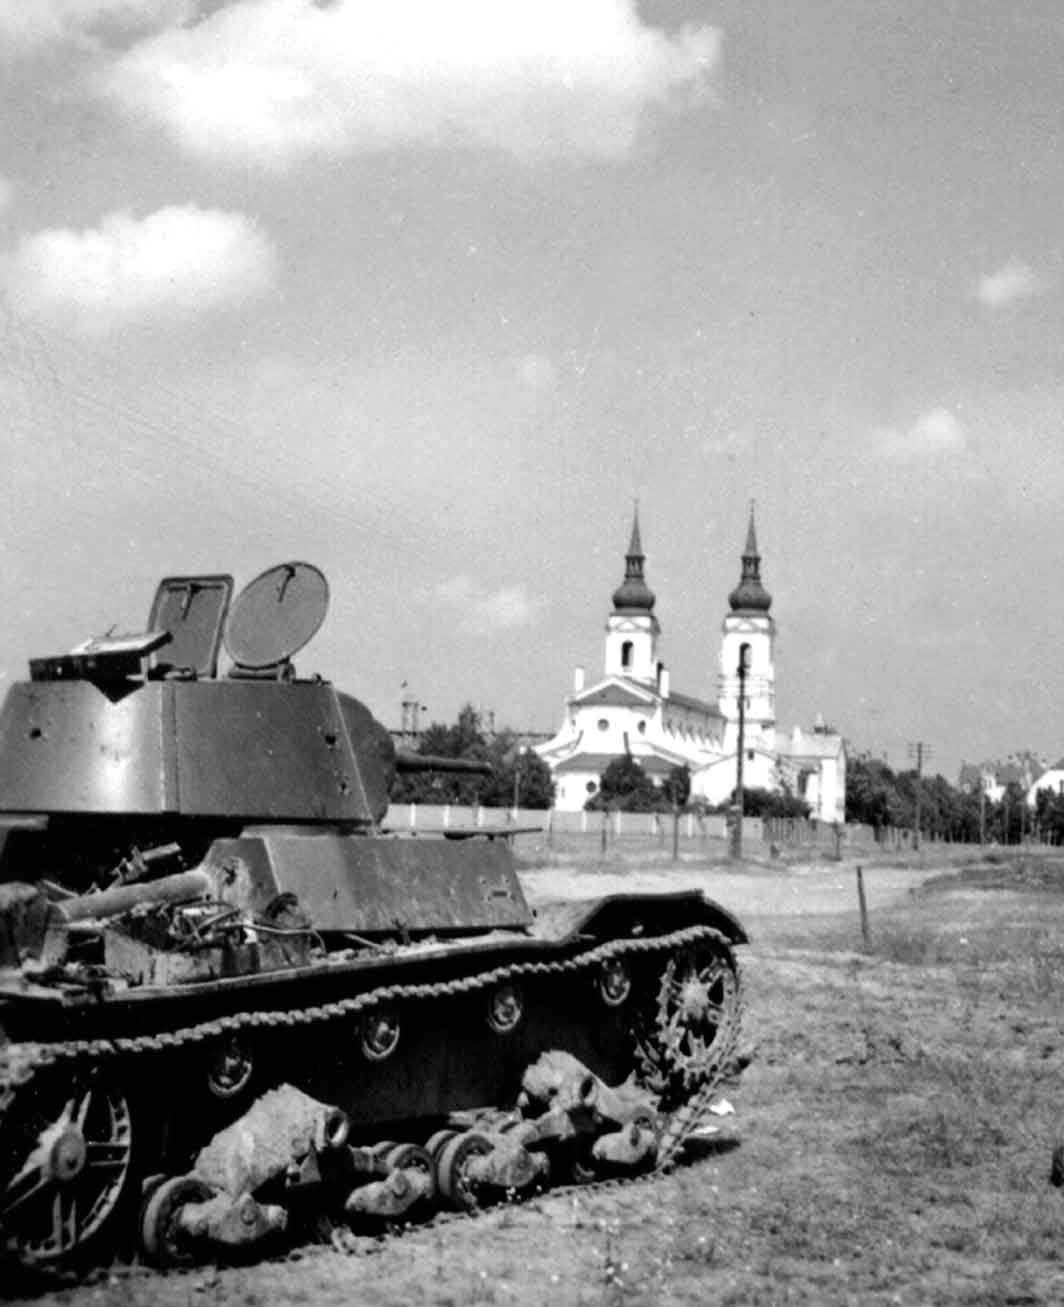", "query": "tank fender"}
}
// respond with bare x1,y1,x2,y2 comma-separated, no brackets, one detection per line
534,890,748,948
